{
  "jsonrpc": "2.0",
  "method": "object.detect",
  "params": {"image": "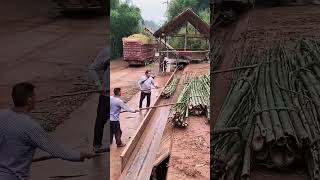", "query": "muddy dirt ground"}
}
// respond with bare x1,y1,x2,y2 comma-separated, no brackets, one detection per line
211,5,320,180
0,0,108,131
167,63,210,180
